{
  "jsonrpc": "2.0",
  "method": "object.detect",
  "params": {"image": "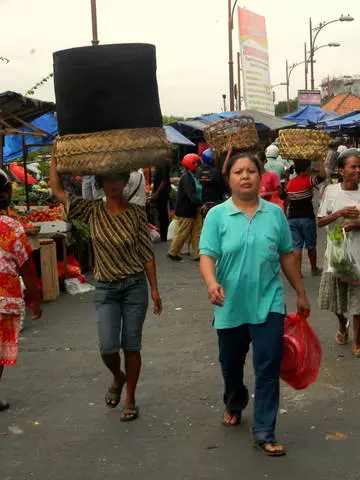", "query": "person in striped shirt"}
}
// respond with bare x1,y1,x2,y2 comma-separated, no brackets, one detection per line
286,158,326,277
50,156,162,423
